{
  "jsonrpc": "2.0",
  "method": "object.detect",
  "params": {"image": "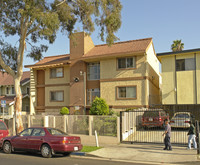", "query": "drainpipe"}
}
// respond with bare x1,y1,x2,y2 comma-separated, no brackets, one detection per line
175,55,178,104
194,53,197,104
